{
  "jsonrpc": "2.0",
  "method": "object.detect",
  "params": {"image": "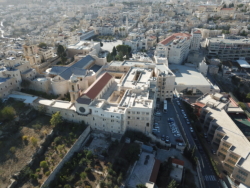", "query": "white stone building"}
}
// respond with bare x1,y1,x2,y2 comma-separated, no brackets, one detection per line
190,29,202,51
155,33,192,64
